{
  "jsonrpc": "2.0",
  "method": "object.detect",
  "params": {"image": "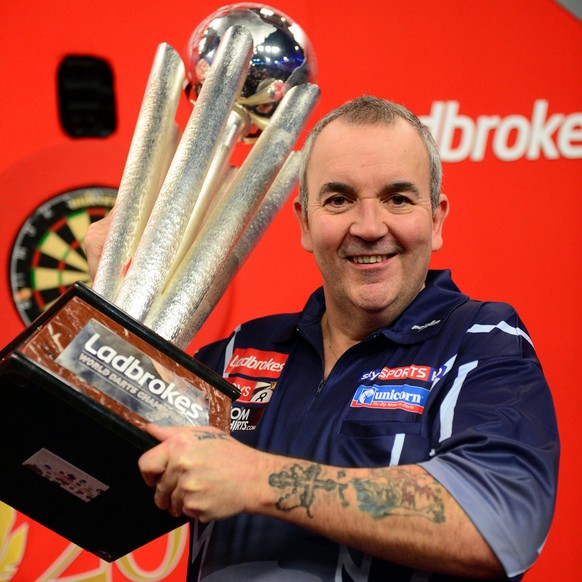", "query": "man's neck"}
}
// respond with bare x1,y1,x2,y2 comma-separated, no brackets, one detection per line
320,311,385,379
